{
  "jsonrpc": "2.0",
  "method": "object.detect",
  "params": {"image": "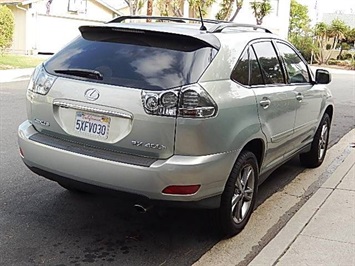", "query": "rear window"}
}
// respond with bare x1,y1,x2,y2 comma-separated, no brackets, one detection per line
44,28,218,91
